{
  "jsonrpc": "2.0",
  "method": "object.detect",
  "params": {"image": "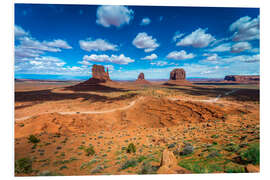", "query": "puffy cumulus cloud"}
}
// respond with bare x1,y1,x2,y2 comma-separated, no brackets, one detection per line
176,28,215,48
15,25,28,38
172,31,184,42
82,54,134,65
132,32,159,52
140,17,151,25
45,39,72,49
209,43,231,52
231,42,252,53
79,38,118,52
96,5,134,28
166,50,195,60
141,53,158,60
105,65,114,71
78,60,92,66
202,53,220,62
150,61,168,66
229,16,259,41
223,54,259,63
